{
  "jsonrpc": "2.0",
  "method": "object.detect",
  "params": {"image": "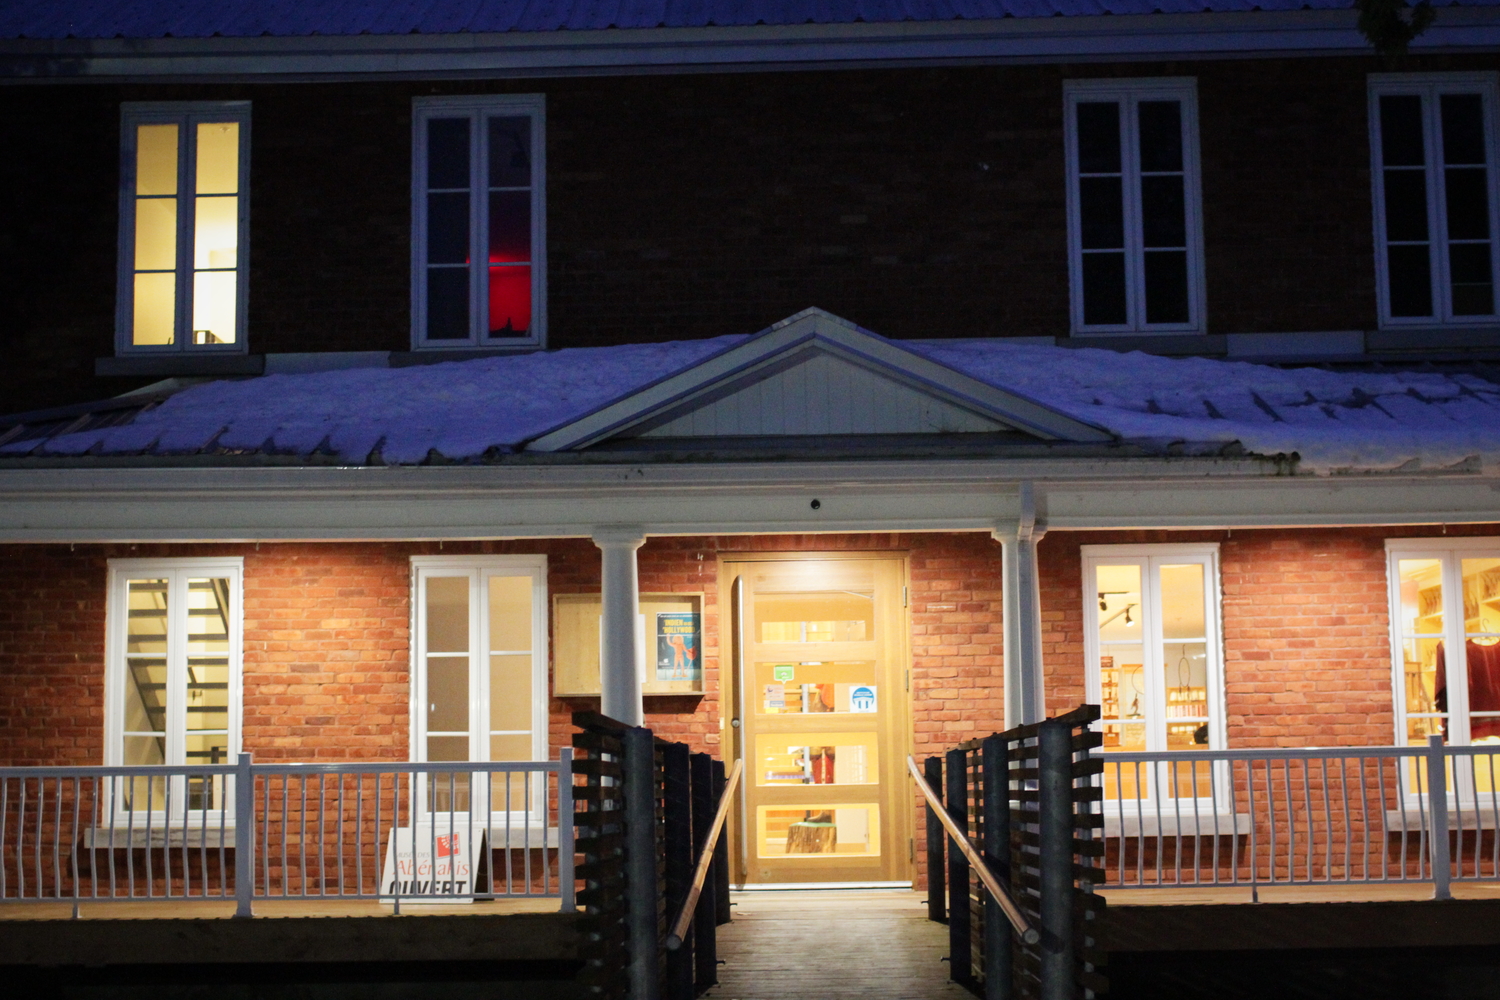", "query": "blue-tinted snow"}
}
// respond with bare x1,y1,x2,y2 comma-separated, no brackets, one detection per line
13,334,1500,472
6,0,1496,40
